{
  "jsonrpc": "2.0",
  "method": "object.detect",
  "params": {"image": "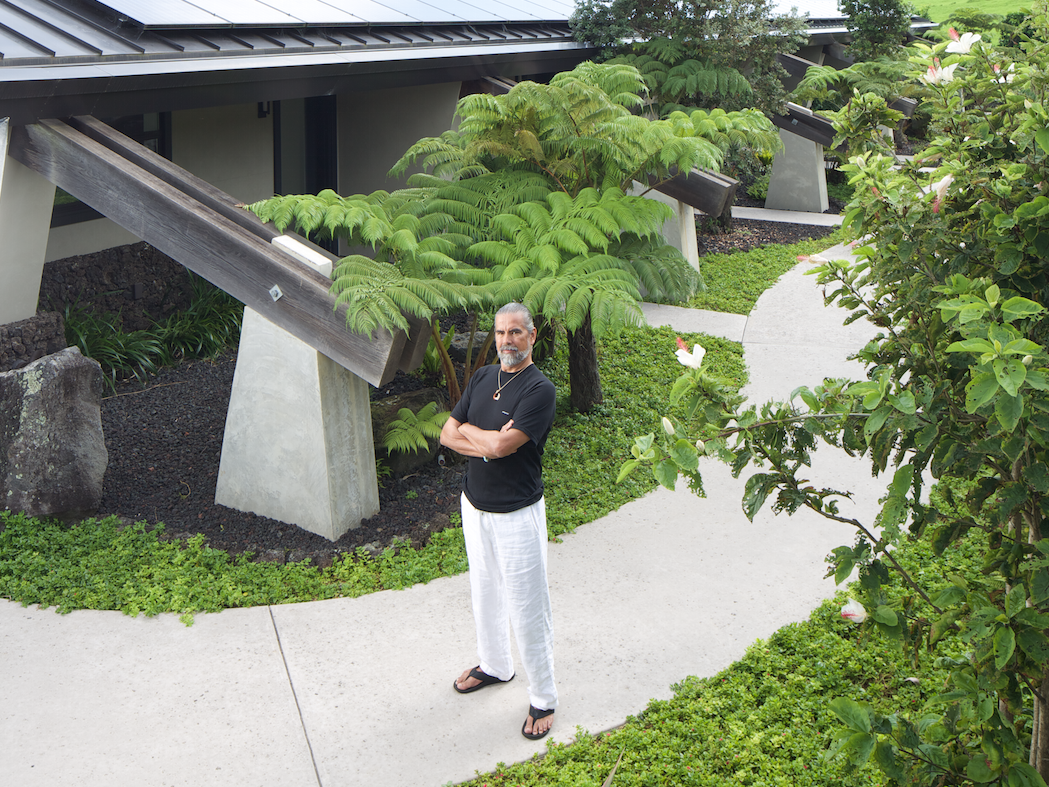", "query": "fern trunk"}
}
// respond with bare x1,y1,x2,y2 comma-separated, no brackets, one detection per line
567,314,603,413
